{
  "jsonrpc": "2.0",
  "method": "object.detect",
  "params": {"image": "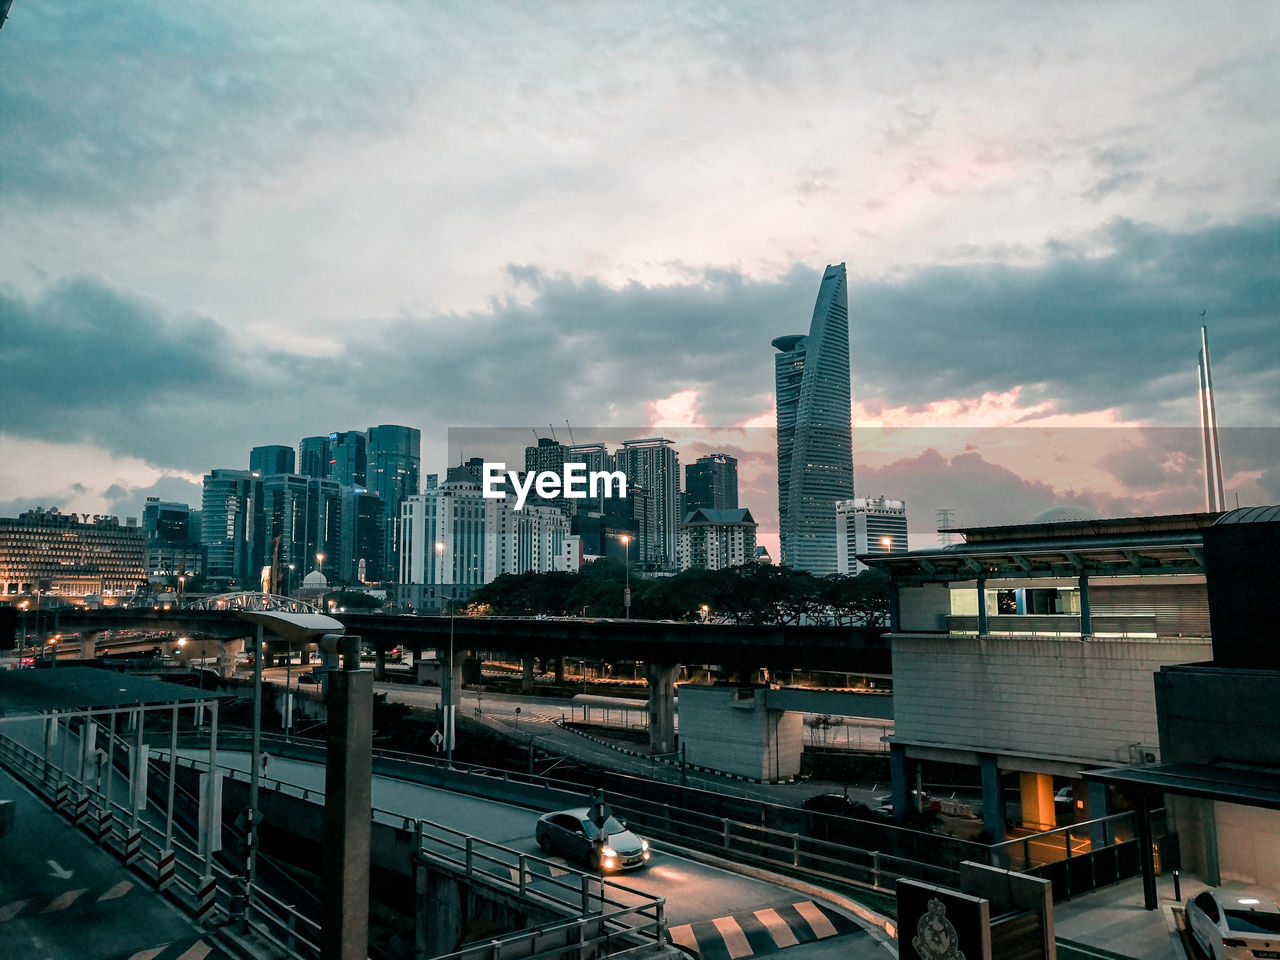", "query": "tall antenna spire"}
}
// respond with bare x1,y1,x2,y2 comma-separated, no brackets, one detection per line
1197,321,1226,512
